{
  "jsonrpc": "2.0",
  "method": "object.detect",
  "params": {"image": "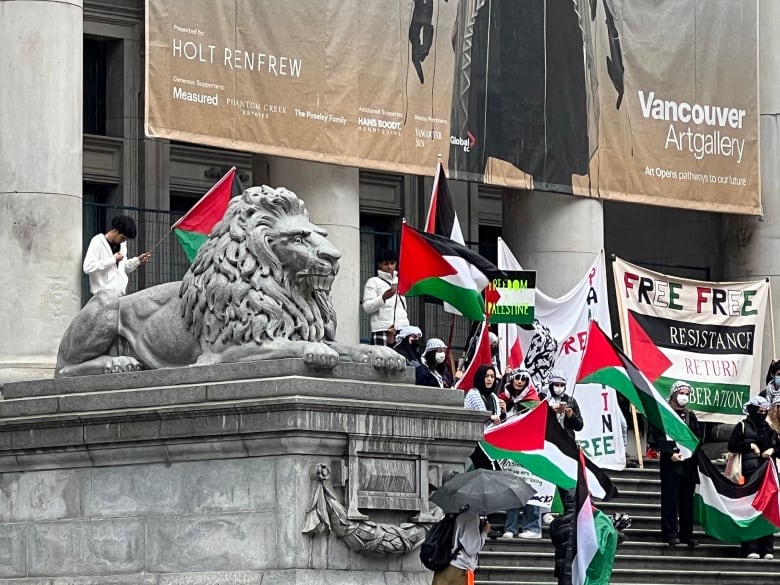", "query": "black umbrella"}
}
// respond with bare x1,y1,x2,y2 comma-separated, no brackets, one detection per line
430,469,535,515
